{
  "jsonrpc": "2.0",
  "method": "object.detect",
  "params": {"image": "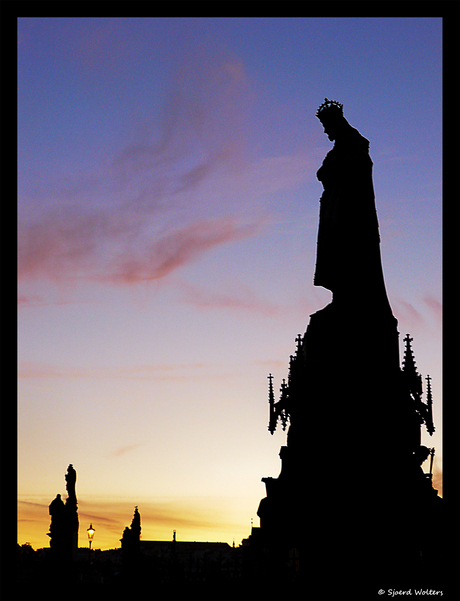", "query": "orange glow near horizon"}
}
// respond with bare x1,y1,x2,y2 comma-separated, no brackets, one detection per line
18,495,261,551
18,457,443,552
